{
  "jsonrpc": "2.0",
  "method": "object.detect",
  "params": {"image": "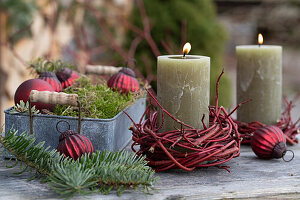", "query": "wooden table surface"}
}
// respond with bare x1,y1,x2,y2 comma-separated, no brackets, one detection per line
1,142,300,200
1,99,299,200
